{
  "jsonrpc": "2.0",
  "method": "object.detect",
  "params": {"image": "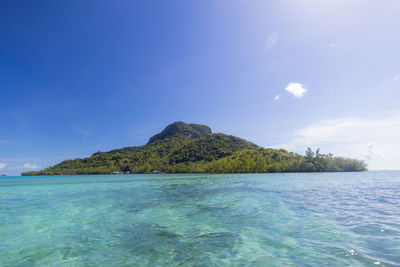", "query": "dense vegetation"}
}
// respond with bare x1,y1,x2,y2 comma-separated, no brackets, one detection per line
22,122,367,176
